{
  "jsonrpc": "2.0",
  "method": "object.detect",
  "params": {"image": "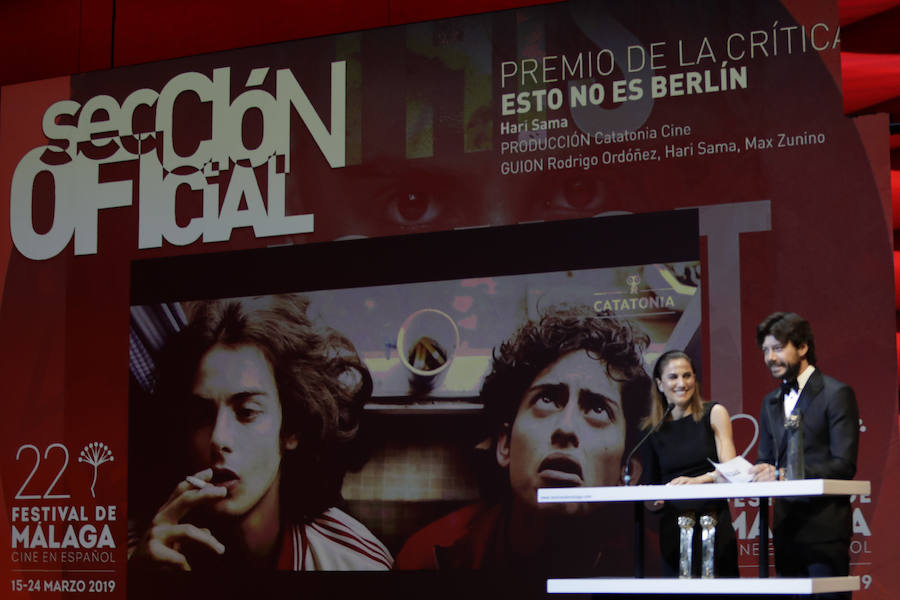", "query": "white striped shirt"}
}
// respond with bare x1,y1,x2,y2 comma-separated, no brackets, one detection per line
280,507,393,570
